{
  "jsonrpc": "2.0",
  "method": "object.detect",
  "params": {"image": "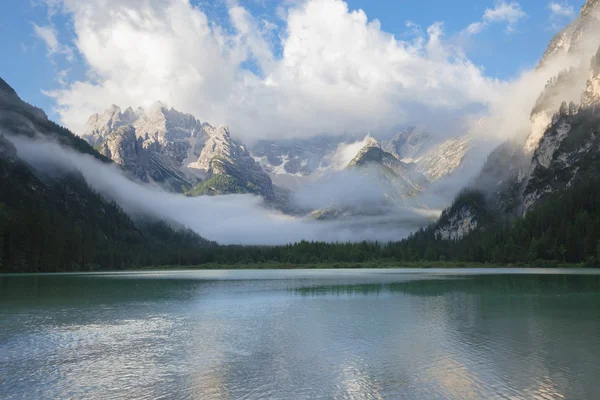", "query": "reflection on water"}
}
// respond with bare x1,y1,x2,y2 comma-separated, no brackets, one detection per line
1,269,600,399
292,273,600,297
